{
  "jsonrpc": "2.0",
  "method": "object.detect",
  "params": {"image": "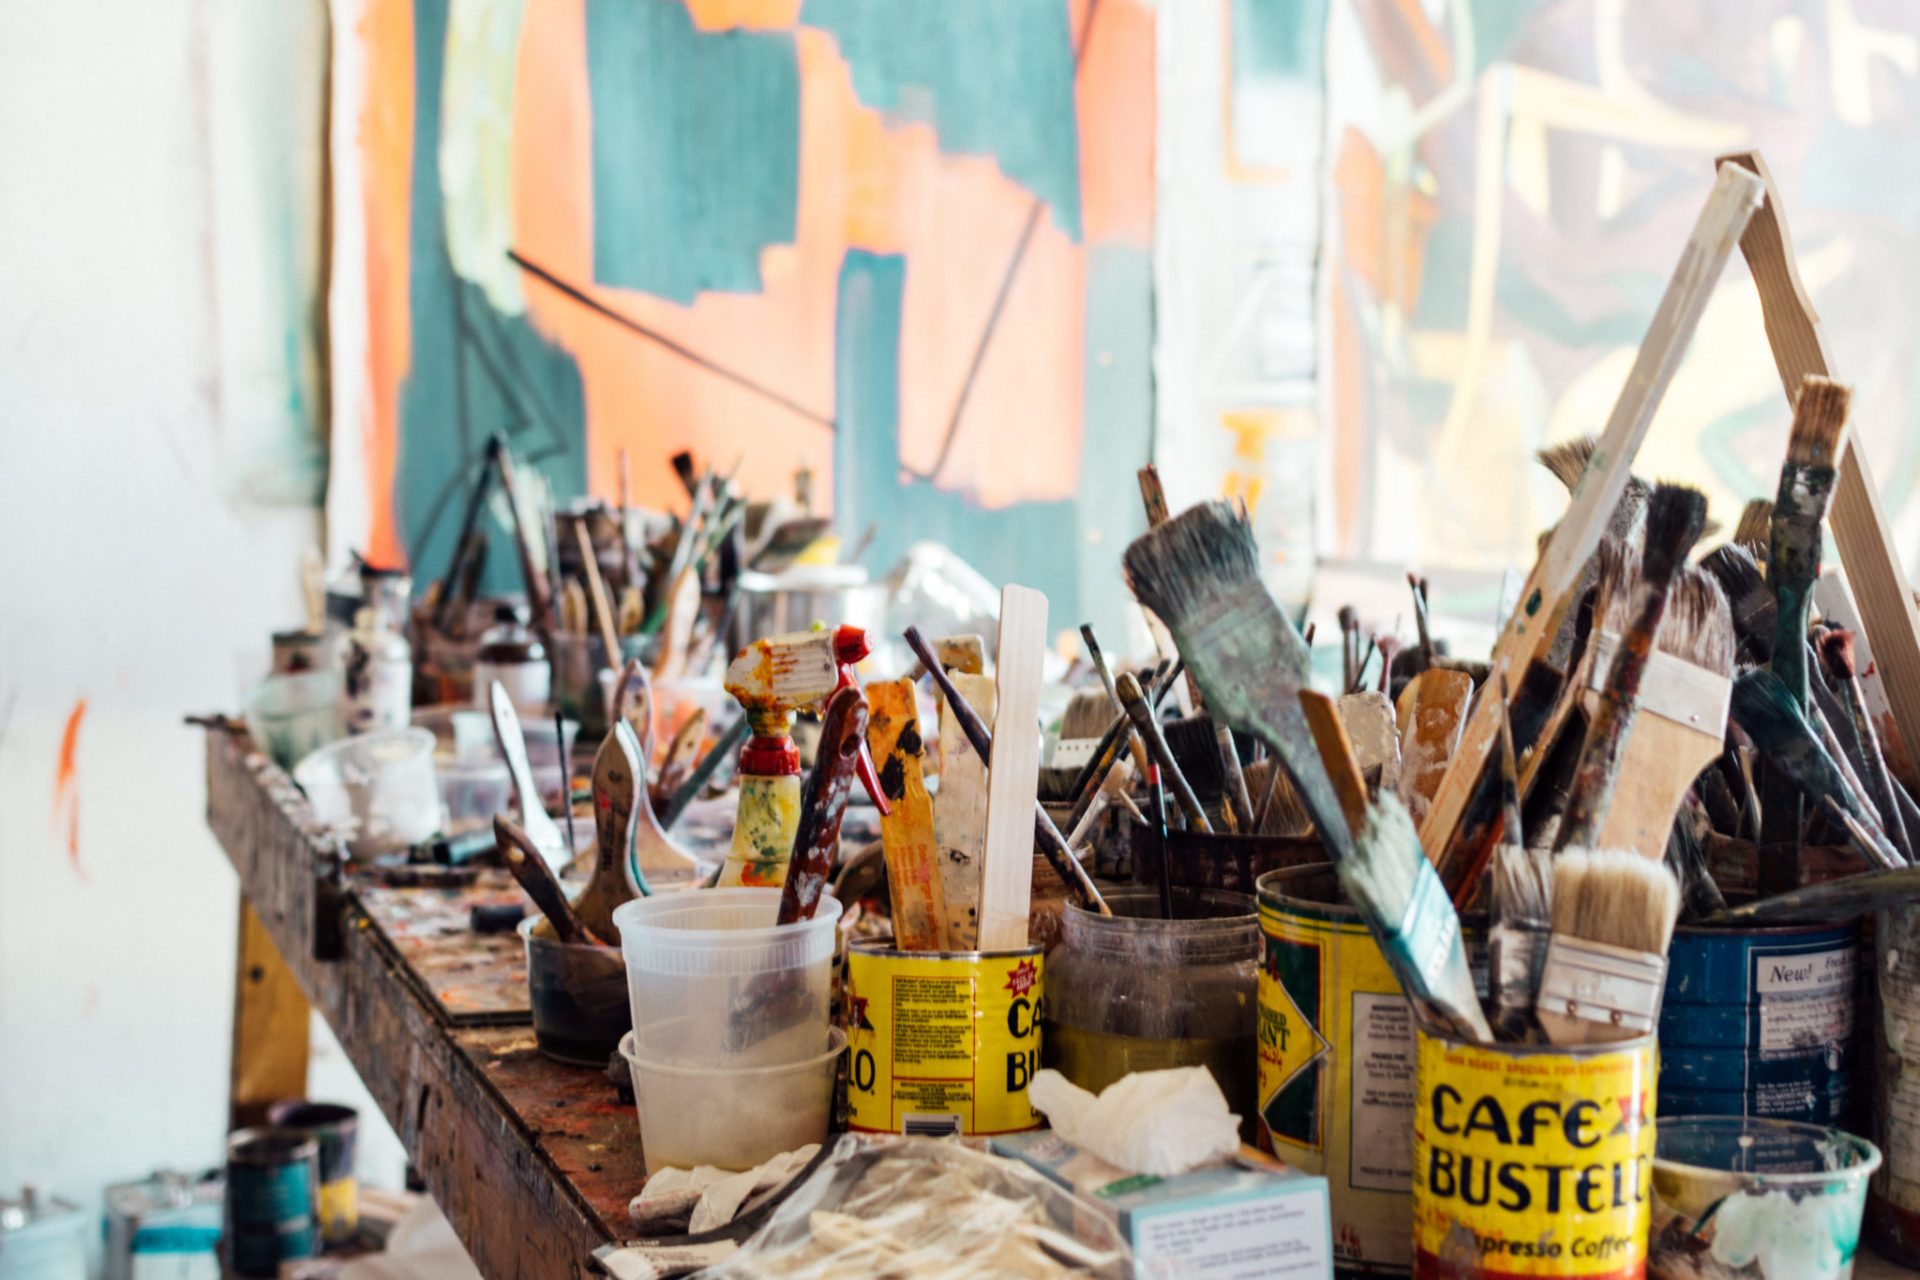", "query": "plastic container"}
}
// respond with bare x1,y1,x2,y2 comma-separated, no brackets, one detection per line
436,755,513,835
1650,1117,1881,1280
612,889,843,1067
1043,888,1259,1129
244,671,341,770
293,727,439,858
520,917,630,1066
618,1027,845,1172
